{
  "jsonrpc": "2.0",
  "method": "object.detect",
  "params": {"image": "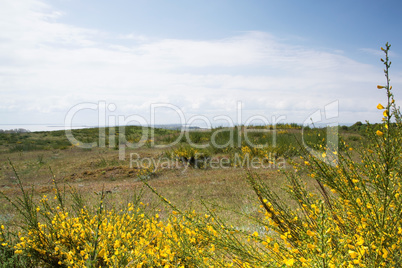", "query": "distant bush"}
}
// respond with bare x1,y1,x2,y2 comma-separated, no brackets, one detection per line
168,145,211,168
